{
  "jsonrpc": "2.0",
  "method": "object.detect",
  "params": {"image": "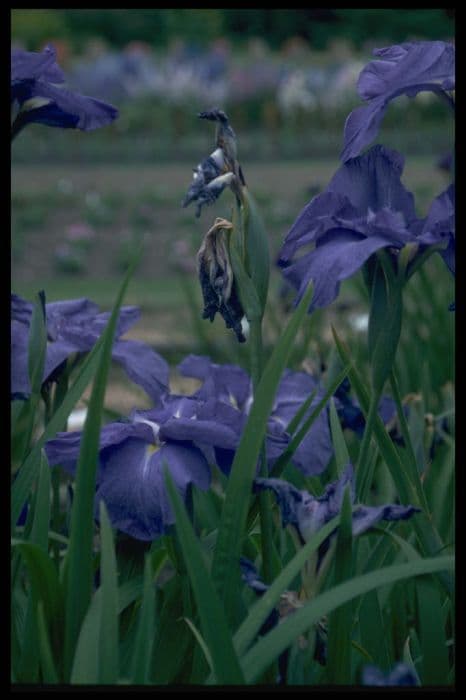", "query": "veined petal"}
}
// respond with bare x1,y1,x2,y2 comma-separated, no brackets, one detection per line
282,228,394,311
94,440,210,540
110,339,169,404
341,41,454,161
